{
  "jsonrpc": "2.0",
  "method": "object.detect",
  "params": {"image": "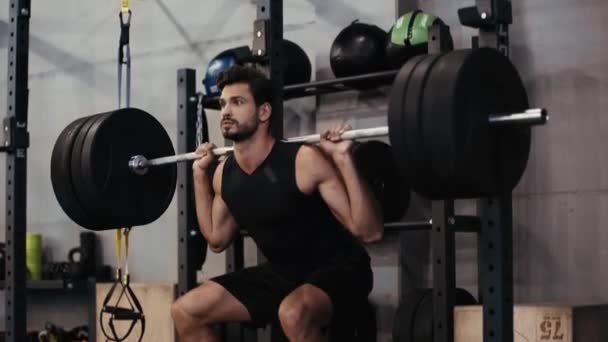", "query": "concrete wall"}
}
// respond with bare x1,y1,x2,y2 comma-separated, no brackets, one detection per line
0,0,606,340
